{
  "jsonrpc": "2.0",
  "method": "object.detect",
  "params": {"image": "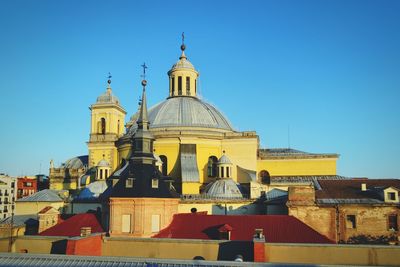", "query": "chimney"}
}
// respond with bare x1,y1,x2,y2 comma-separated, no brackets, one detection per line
361,183,367,191
80,227,92,237
253,228,265,262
